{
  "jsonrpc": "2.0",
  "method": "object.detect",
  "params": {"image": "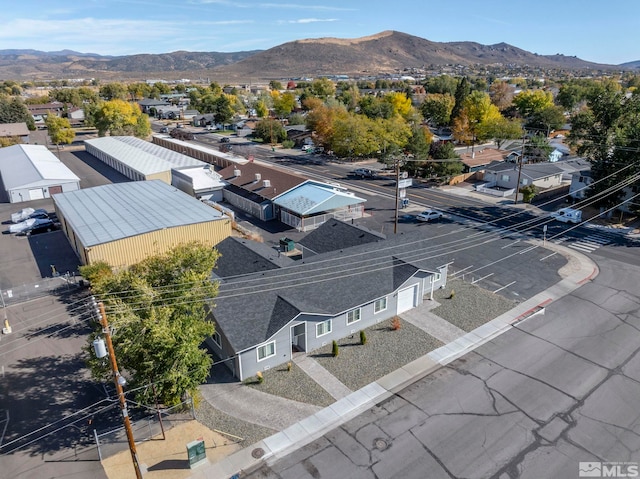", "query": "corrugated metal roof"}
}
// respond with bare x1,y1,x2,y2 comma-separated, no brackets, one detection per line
84,136,205,176
53,180,225,247
153,135,249,165
0,144,80,190
273,182,365,215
